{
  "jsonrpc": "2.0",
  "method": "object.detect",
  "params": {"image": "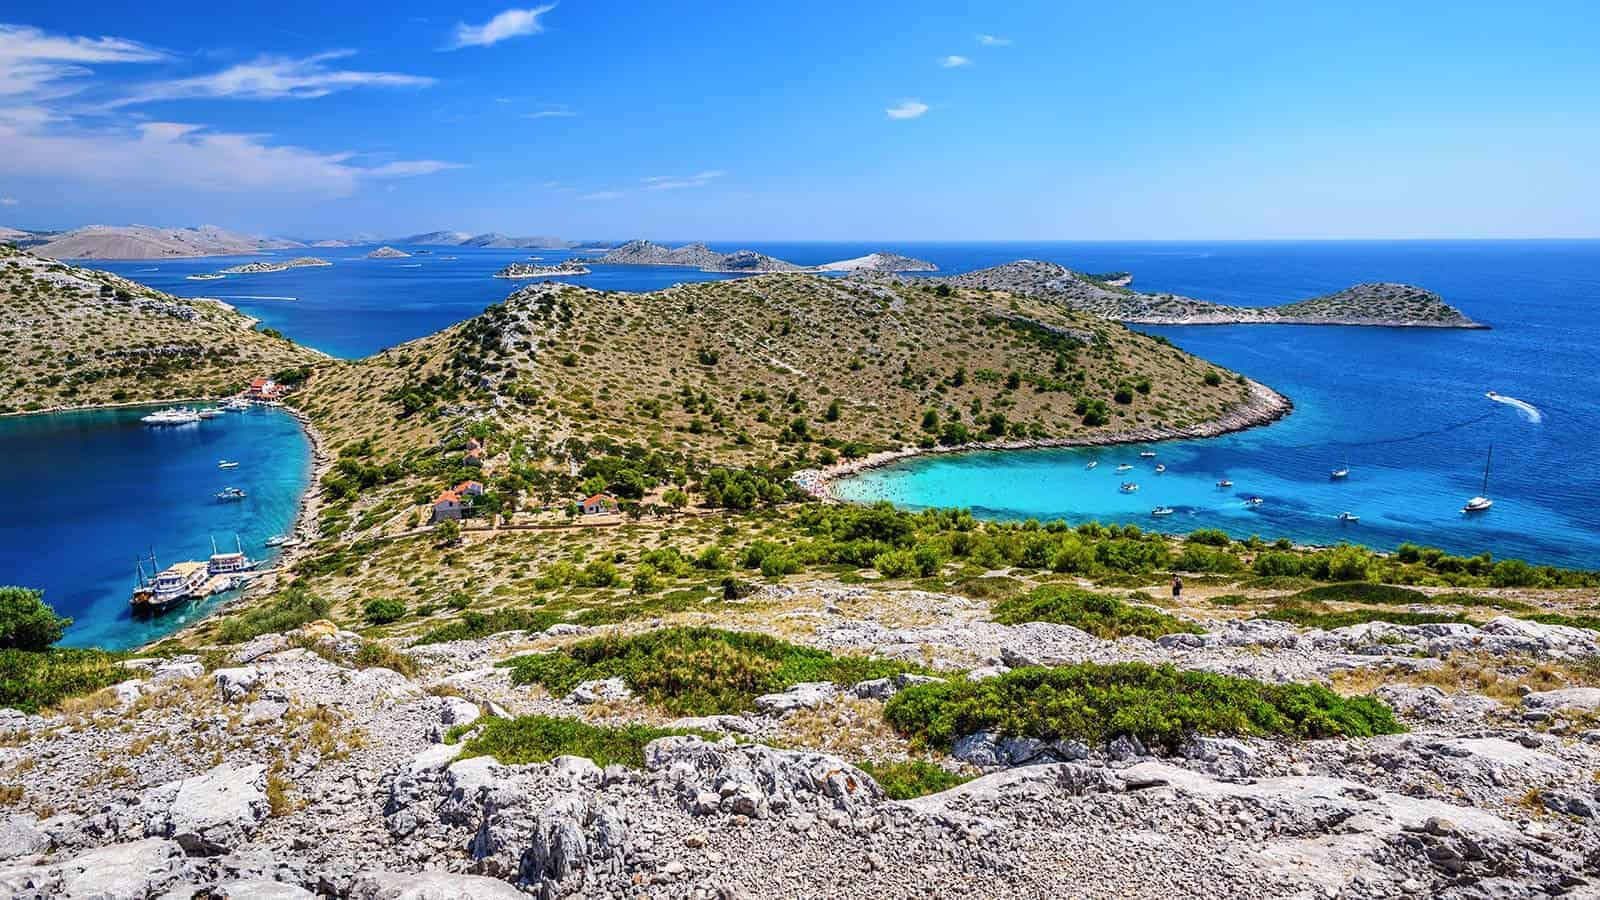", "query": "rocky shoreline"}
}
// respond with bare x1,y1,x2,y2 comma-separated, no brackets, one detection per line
799,378,1292,499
